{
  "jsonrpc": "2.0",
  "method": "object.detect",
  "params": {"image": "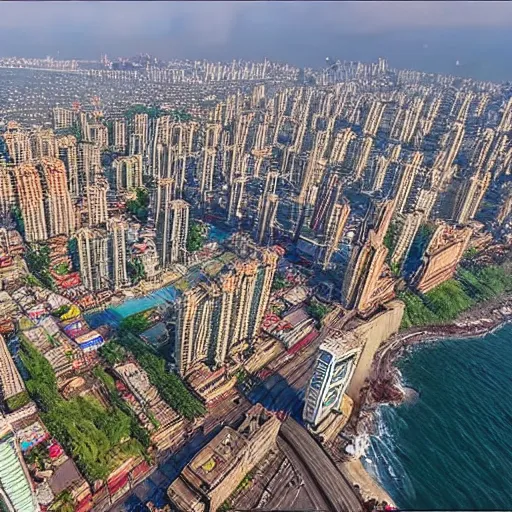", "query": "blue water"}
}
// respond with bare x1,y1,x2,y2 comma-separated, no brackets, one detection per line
85,285,179,328
365,324,512,510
